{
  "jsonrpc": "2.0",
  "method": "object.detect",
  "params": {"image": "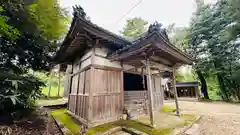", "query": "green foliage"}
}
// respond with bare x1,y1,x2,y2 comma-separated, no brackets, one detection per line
175,67,196,82
0,0,50,73
206,75,222,100
0,7,19,40
166,24,189,52
187,0,240,100
166,0,240,101
121,17,148,39
0,72,44,113
35,71,64,97
0,0,68,114
28,0,69,42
